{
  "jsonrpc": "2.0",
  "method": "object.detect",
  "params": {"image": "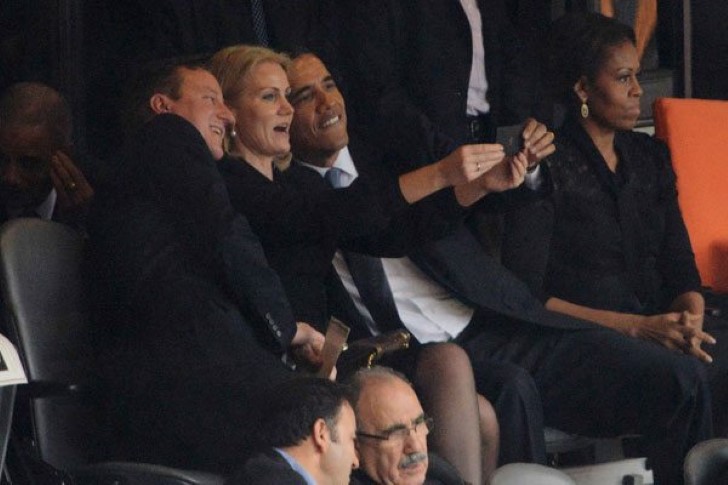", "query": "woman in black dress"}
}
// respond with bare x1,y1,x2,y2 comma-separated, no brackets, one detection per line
504,12,728,435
